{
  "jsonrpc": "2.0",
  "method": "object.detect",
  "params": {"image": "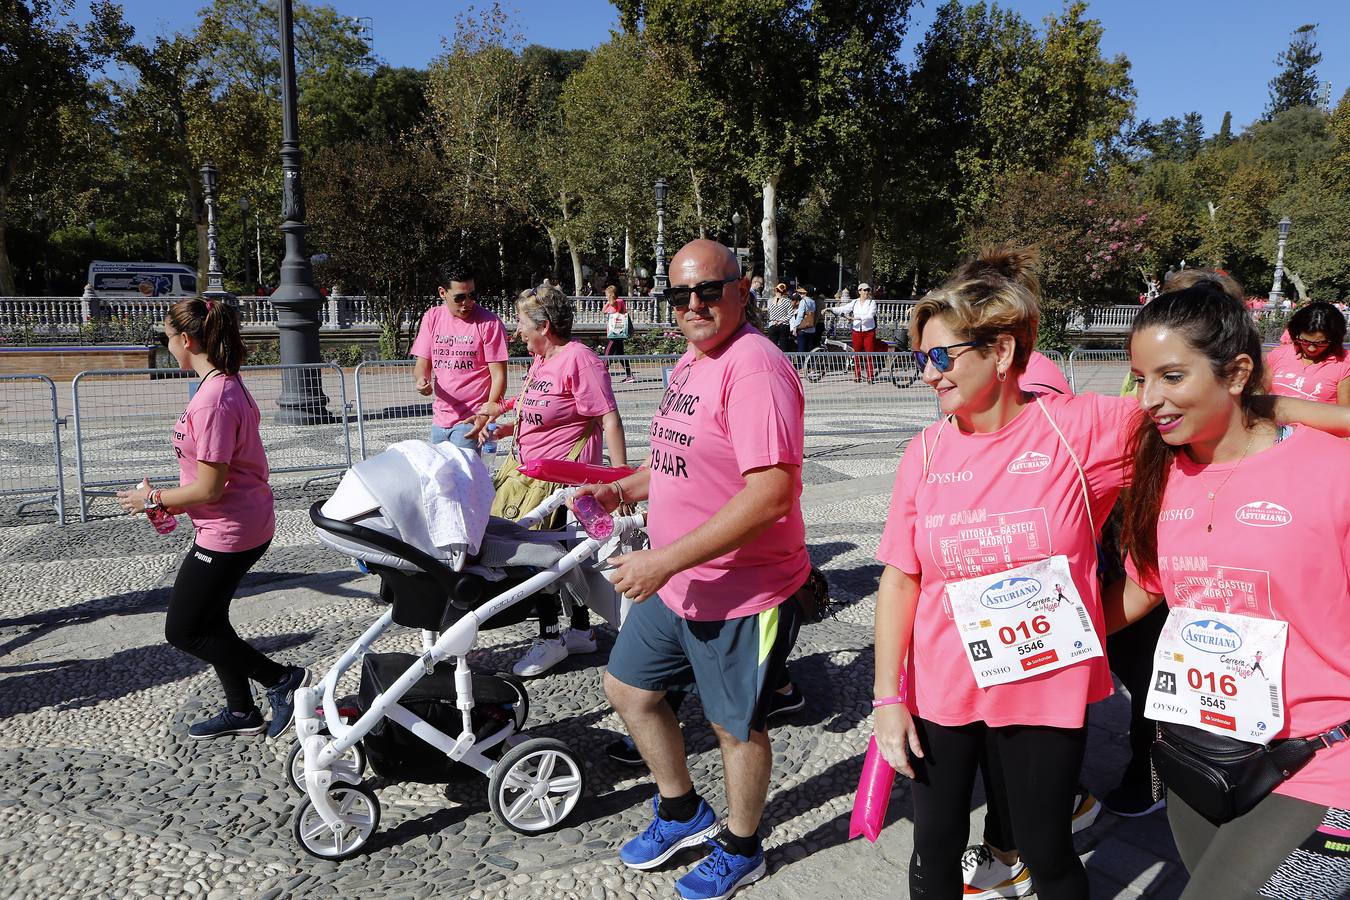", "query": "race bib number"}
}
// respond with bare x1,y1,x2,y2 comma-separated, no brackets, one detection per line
1146,607,1288,744
946,555,1103,688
